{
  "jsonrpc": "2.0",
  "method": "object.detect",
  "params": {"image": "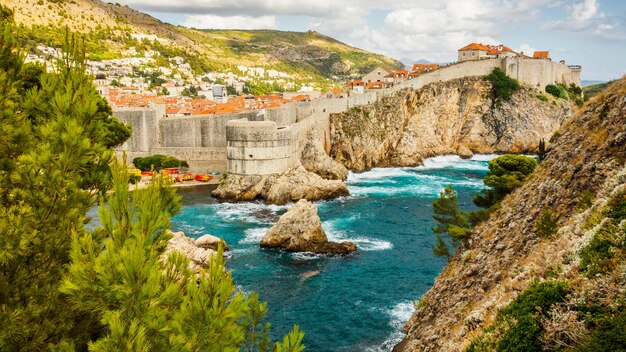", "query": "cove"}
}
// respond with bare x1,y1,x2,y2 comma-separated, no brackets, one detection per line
171,155,495,351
